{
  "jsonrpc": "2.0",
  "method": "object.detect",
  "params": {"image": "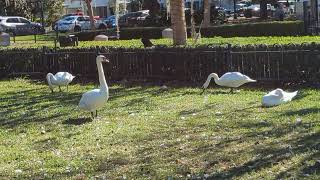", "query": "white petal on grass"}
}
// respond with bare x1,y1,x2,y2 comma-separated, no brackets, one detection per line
15,169,22,174
203,95,209,103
